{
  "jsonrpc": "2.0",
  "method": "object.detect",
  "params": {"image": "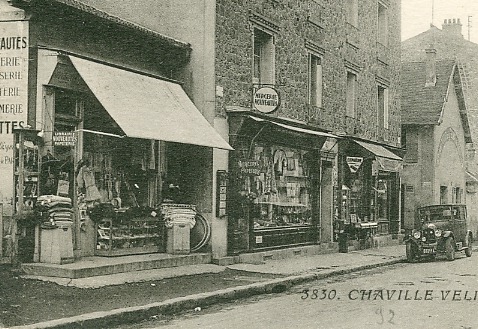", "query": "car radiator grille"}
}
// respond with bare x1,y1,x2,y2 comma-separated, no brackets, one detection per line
422,228,436,243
